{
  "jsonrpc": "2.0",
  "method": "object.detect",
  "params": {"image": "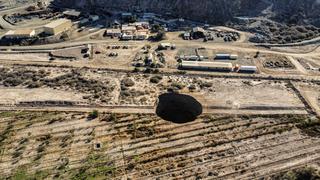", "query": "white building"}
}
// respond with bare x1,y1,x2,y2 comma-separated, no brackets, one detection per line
4,29,36,39
180,61,233,72
106,29,122,37
121,34,133,40
134,31,148,40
